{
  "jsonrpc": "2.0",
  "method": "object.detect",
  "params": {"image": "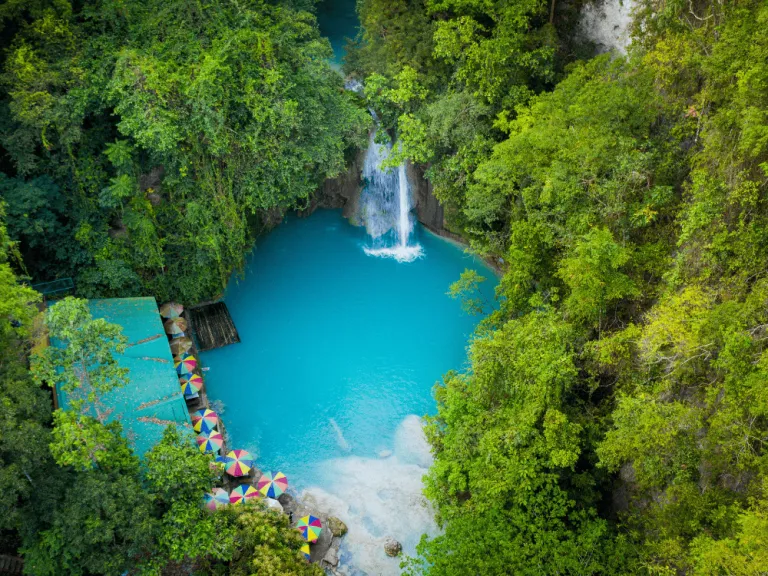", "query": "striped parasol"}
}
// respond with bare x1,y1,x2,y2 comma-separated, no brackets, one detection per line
300,543,311,560
224,449,255,477
257,471,288,498
296,515,322,543
229,484,259,504
159,302,184,319
180,373,203,396
196,430,224,454
192,408,218,433
203,487,229,511
175,353,197,375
